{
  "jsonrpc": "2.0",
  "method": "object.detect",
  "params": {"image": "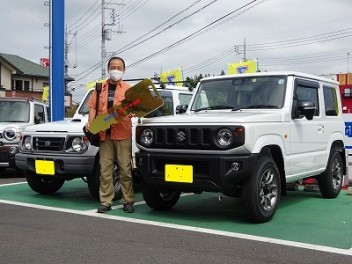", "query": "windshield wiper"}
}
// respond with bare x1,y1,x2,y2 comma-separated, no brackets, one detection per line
193,105,235,112
244,105,279,109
